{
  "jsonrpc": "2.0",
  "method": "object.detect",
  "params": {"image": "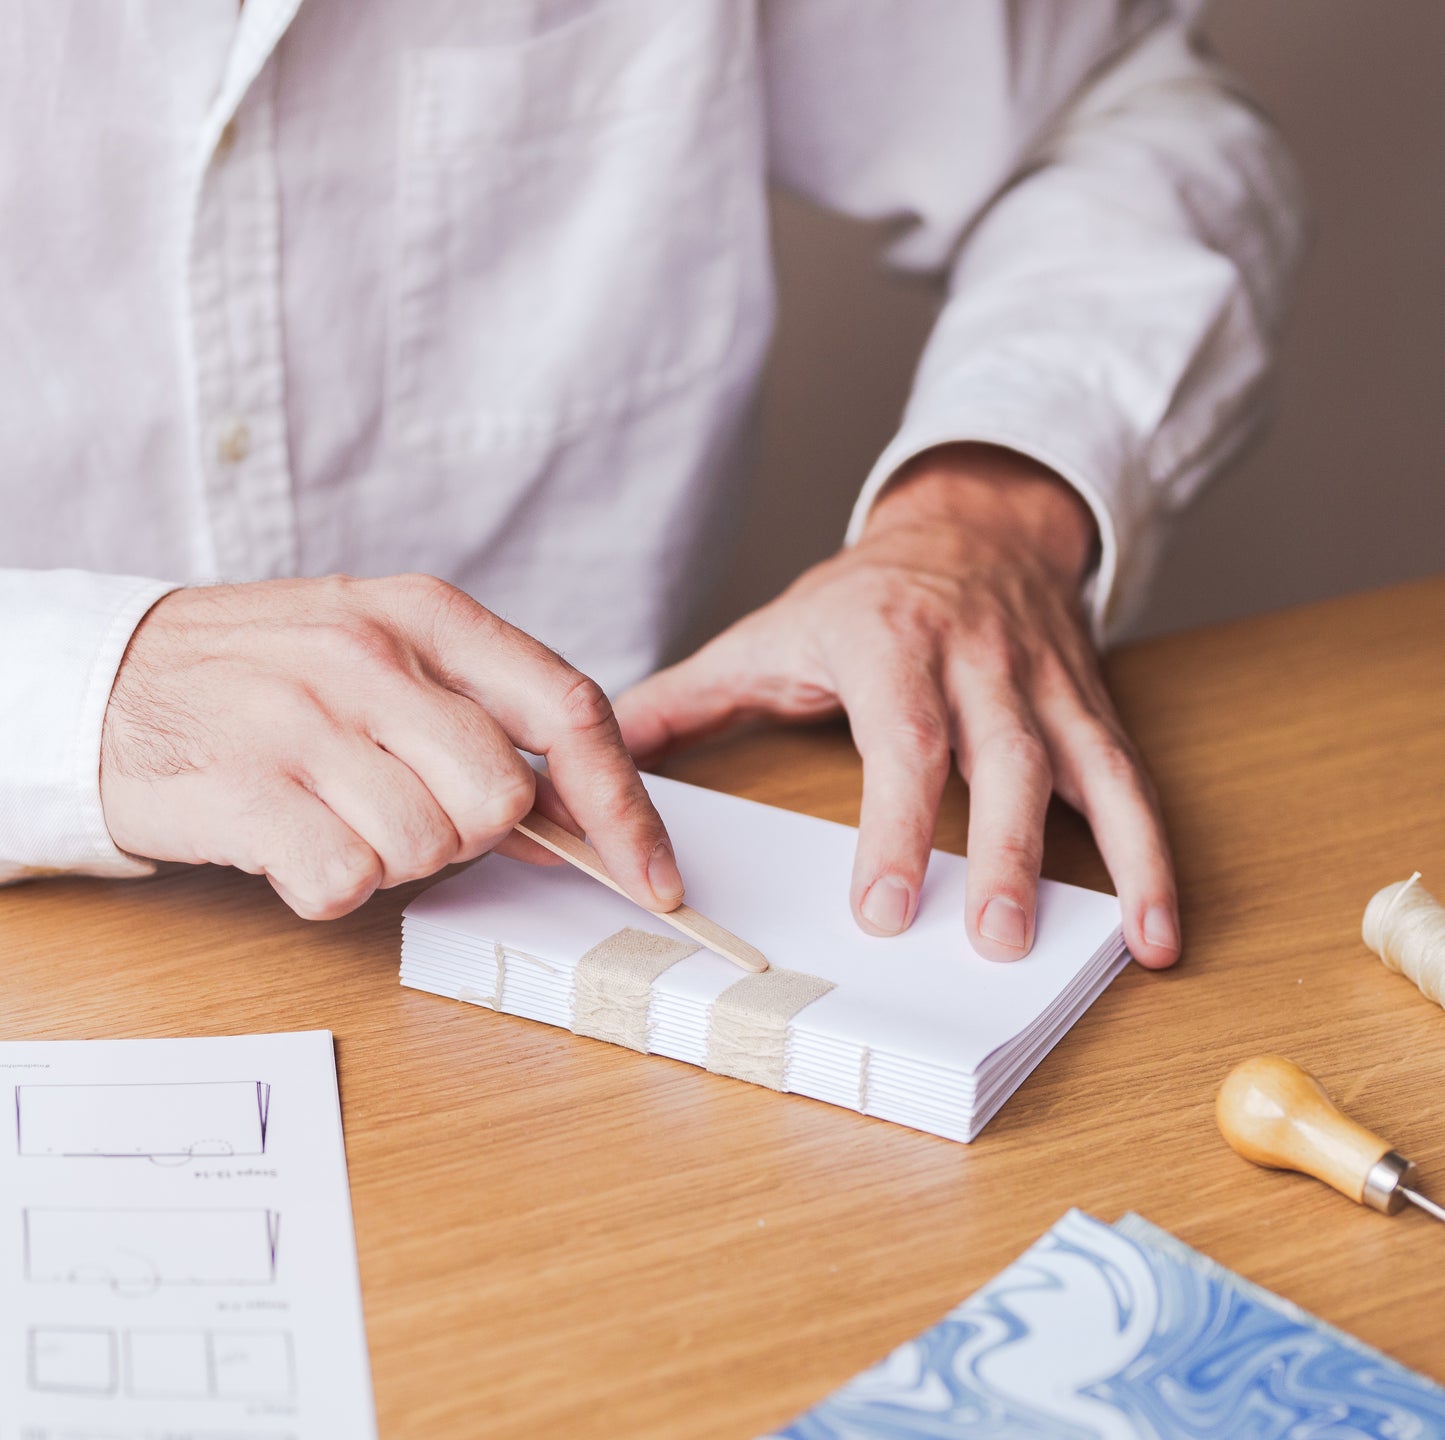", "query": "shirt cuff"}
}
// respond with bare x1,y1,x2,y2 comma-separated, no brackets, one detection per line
0,571,181,883
842,374,1163,647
